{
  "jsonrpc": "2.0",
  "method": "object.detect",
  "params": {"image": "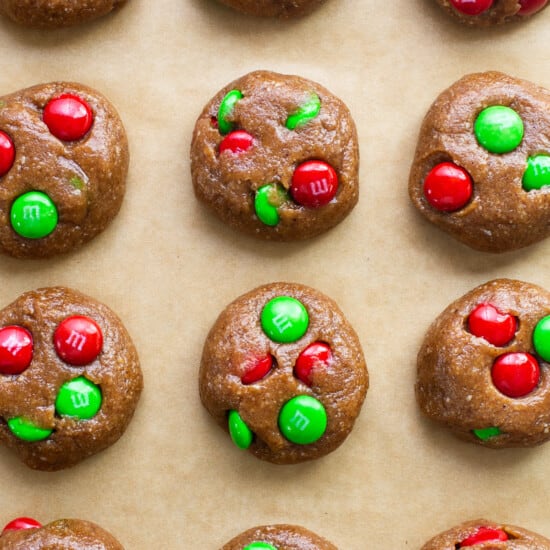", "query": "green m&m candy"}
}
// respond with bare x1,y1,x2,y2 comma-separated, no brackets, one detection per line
7,416,52,442
218,89,243,135
473,426,501,441
285,93,321,130
55,376,102,420
533,315,550,362
523,155,550,191
228,410,253,449
243,543,278,550
10,191,58,239
278,395,327,445
474,106,524,154
261,296,309,343
254,184,288,227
